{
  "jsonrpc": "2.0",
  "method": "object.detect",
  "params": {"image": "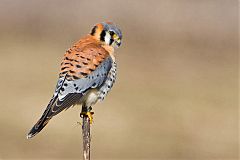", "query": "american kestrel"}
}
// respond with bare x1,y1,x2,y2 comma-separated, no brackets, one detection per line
27,22,122,139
